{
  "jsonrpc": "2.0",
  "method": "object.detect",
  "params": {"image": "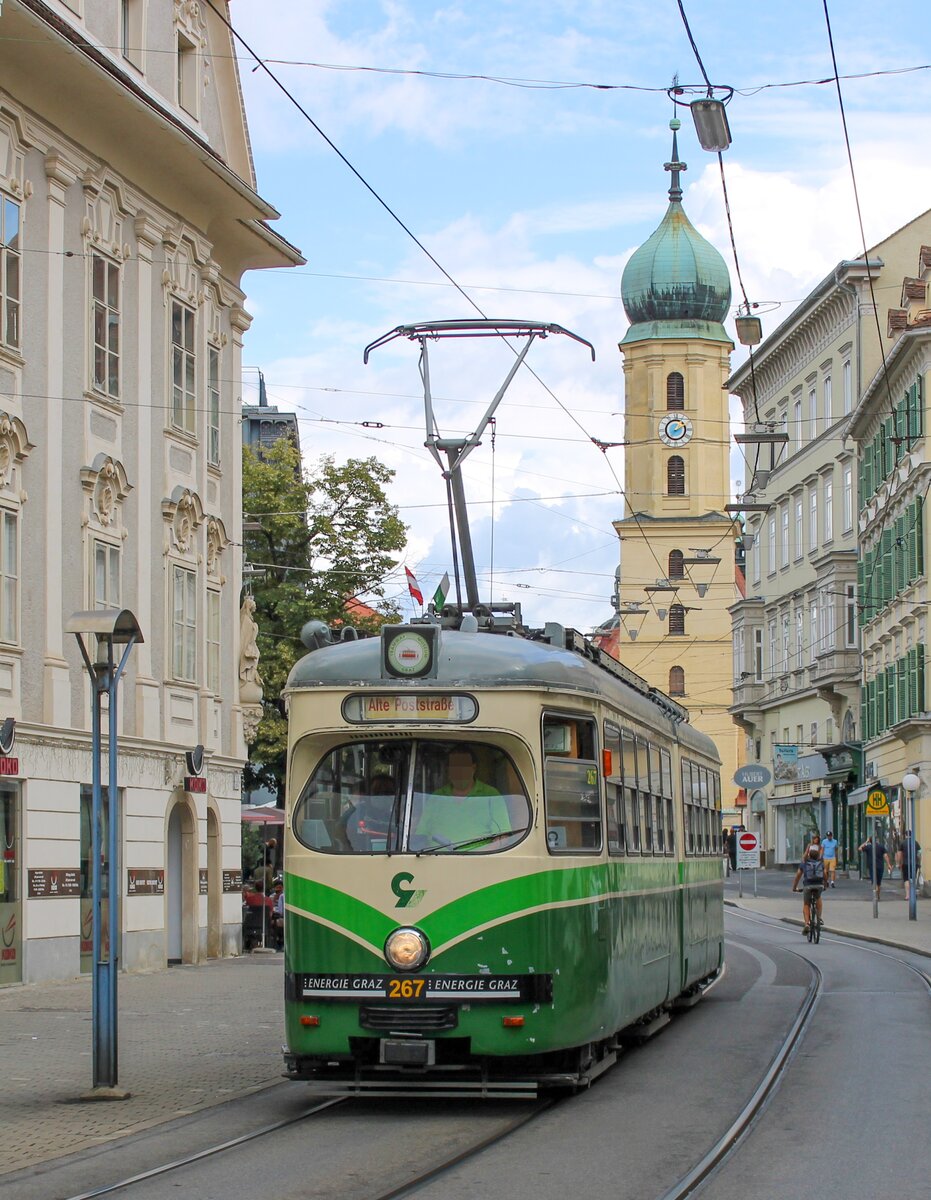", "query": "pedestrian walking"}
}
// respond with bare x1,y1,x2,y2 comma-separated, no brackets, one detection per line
821,831,838,886
897,831,922,904
858,835,893,899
